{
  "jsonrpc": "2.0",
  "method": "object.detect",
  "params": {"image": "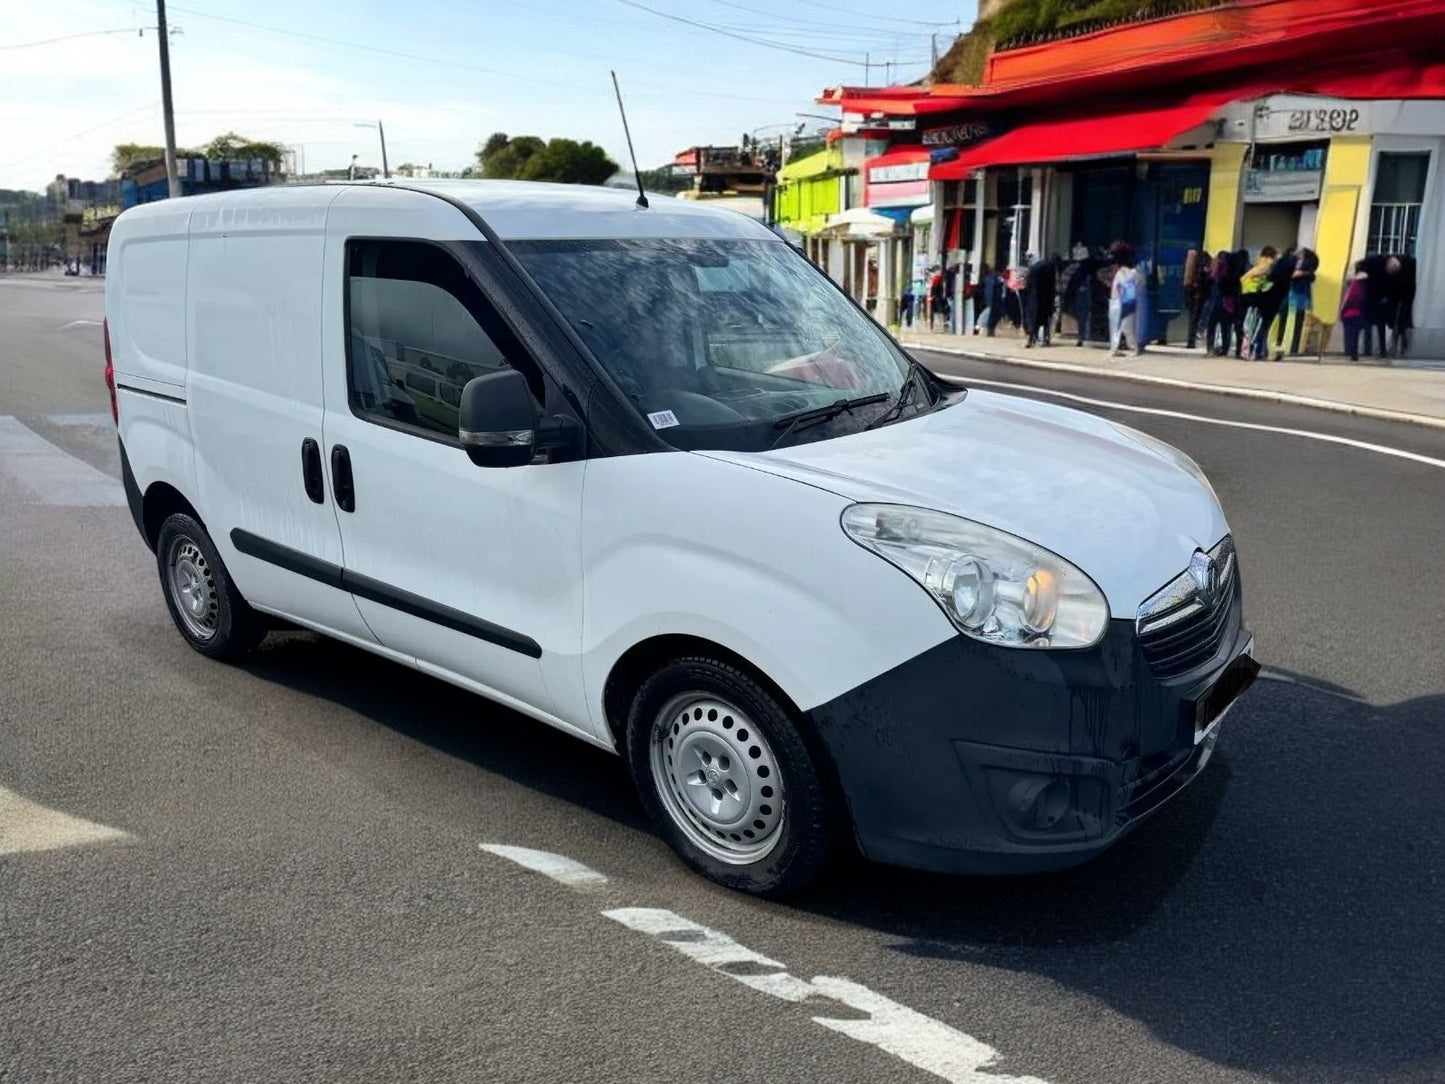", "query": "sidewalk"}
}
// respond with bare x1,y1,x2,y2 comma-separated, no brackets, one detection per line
897,323,1445,430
